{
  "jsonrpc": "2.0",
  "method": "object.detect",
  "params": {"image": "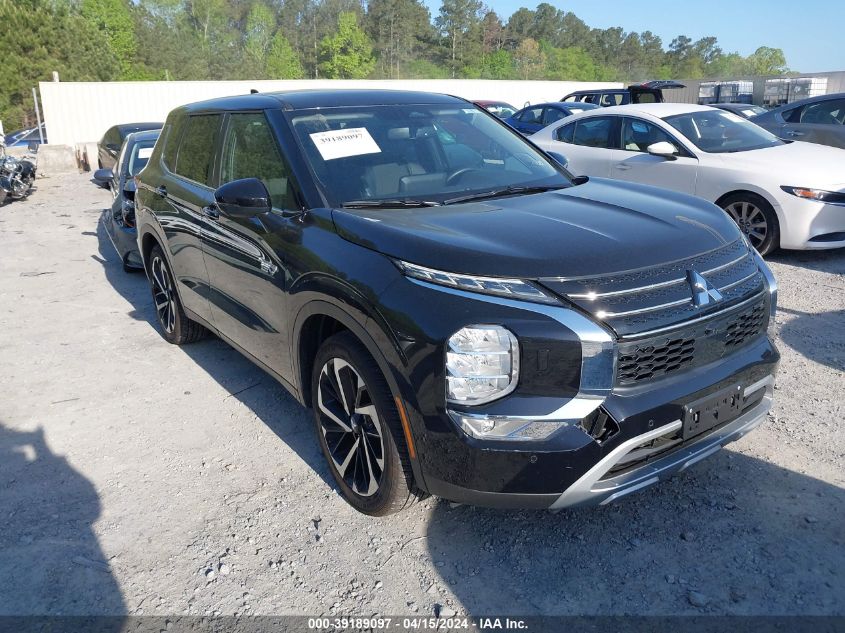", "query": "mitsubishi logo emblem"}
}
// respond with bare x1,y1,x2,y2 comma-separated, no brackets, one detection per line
687,270,723,307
